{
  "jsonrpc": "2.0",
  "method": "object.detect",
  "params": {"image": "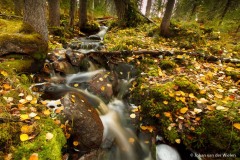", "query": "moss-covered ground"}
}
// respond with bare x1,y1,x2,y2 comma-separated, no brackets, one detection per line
105,20,240,156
